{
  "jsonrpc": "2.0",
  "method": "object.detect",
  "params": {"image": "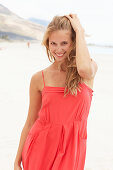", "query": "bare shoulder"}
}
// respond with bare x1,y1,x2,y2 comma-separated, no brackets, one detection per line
32,66,51,92
31,70,44,92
